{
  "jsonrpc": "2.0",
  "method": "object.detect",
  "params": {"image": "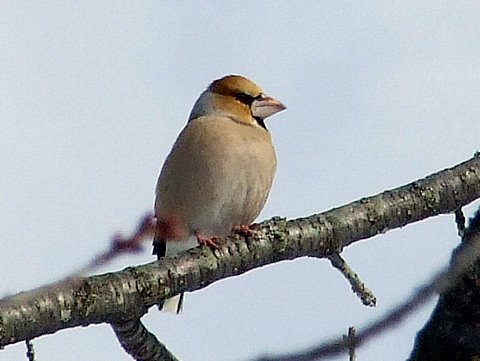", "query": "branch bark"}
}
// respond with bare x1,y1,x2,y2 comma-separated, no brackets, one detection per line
111,319,178,361
1,155,480,352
